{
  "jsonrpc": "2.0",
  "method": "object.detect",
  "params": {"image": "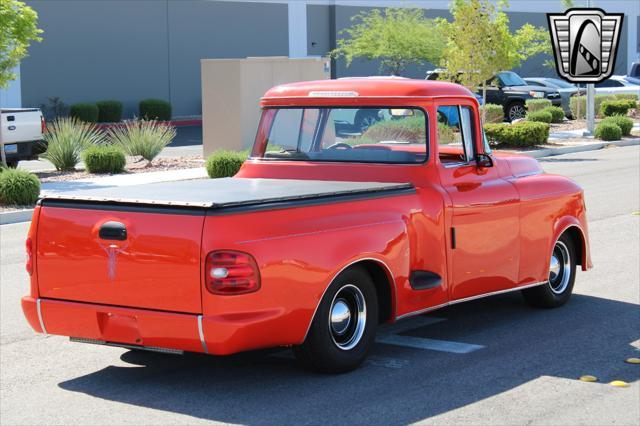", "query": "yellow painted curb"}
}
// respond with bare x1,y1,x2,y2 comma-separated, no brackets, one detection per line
609,380,630,388
579,375,598,382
